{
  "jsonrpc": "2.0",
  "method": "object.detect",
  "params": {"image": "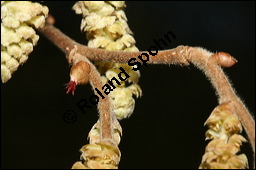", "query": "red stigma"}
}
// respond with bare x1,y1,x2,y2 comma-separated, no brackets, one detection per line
66,81,77,95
